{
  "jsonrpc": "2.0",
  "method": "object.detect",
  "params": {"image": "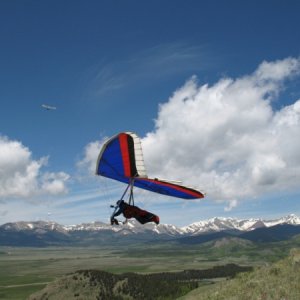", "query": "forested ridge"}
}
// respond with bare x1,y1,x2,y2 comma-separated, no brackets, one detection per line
29,264,252,300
